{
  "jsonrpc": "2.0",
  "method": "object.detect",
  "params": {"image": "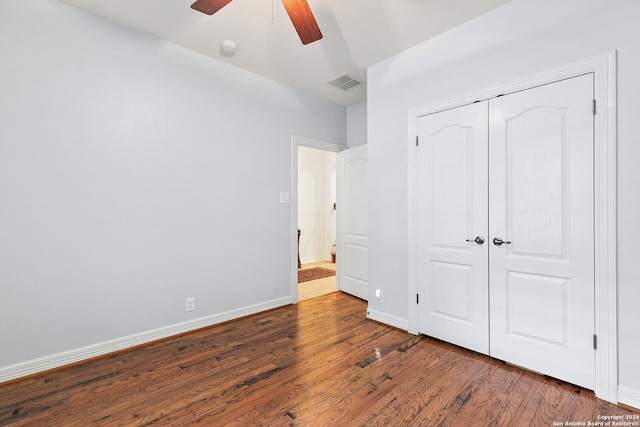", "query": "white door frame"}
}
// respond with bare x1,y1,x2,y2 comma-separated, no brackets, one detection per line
291,135,344,304
407,51,617,403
